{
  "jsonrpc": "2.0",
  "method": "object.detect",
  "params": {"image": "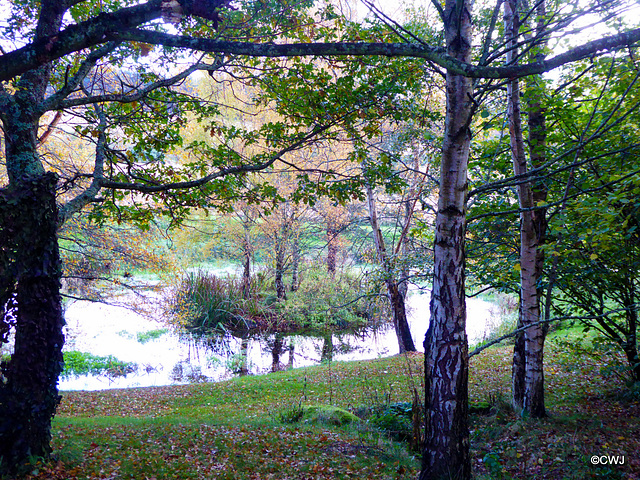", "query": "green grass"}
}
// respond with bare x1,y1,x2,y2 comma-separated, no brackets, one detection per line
17,337,640,480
